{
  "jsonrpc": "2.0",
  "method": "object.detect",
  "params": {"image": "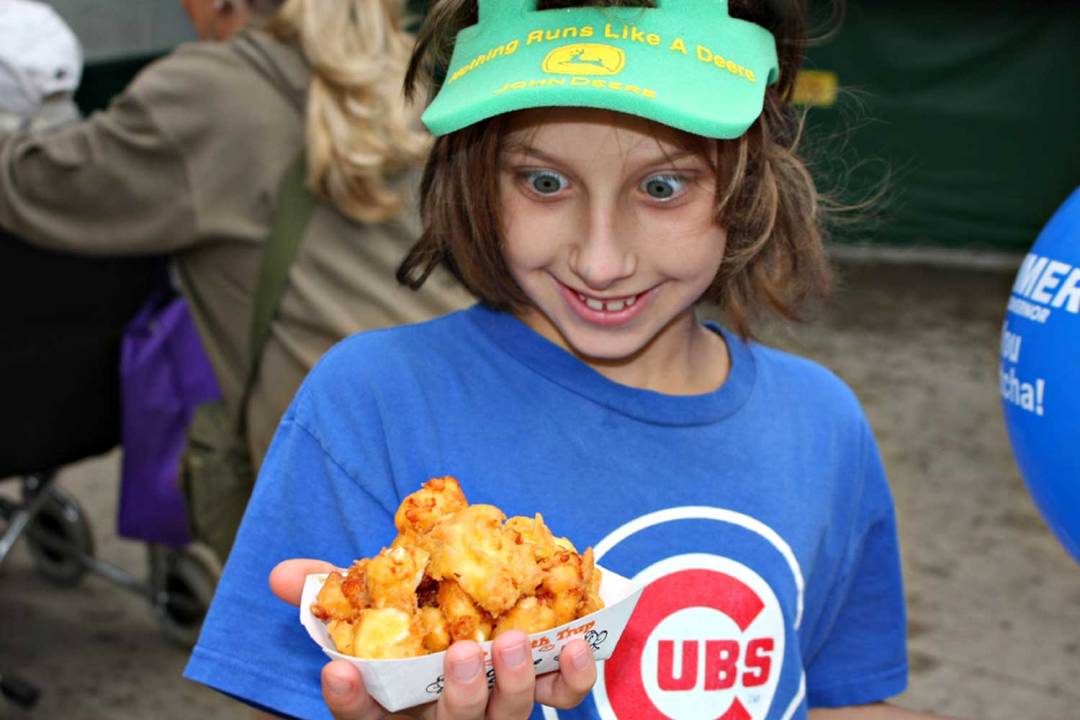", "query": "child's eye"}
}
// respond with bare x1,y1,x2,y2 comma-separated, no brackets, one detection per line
521,169,568,195
641,174,688,201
